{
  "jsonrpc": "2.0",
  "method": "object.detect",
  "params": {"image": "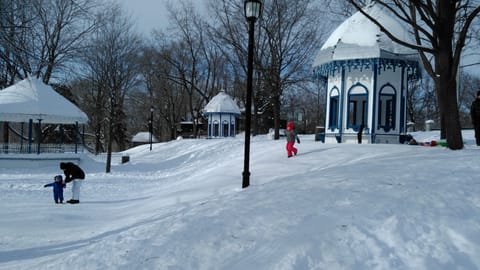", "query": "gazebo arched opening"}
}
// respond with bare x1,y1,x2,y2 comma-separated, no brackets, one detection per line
347,84,368,132
328,87,340,131
378,84,397,132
